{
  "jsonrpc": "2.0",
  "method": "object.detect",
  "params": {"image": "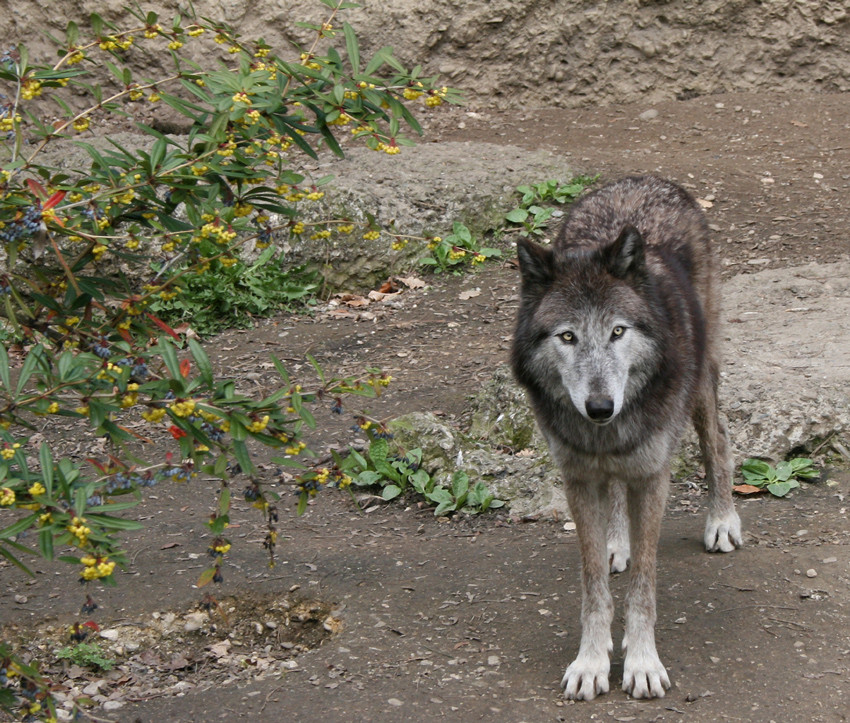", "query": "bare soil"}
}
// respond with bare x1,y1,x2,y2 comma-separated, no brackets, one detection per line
3,91,850,722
